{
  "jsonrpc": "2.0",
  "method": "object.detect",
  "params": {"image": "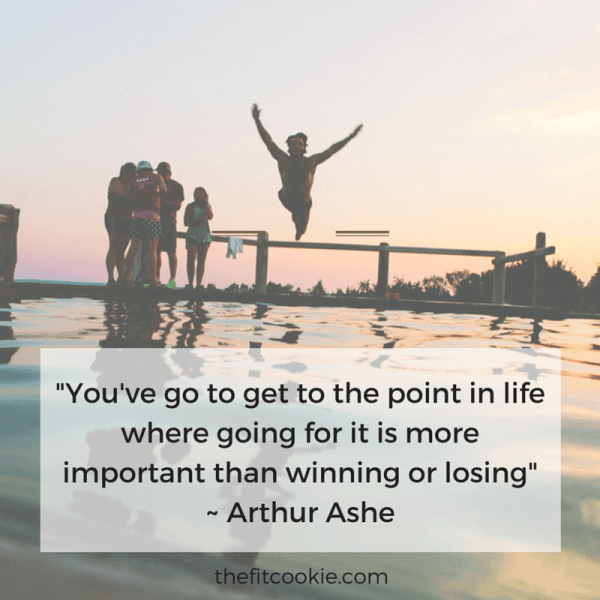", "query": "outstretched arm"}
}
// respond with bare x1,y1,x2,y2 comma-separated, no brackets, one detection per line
252,104,287,161
313,124,362,165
